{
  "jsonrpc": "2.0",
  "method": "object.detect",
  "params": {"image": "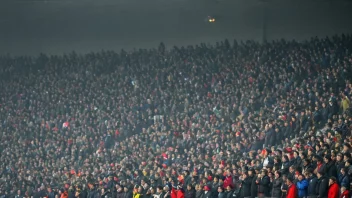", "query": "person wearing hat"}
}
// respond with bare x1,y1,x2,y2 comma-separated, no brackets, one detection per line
316,169,328,198
202,186,211,198
328,177,339,198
